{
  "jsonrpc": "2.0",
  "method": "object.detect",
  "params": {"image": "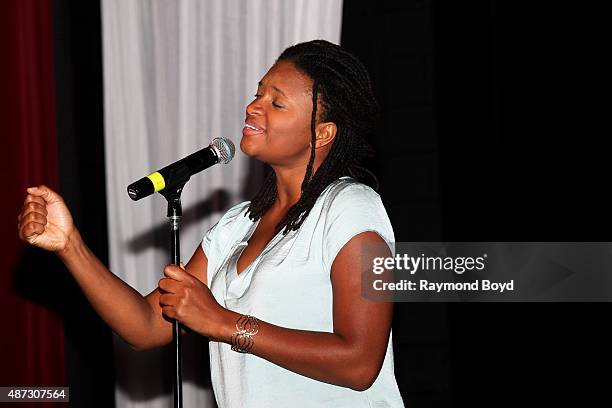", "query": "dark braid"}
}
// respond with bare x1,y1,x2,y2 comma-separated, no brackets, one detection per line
301,80,319,192
246,40,380,234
